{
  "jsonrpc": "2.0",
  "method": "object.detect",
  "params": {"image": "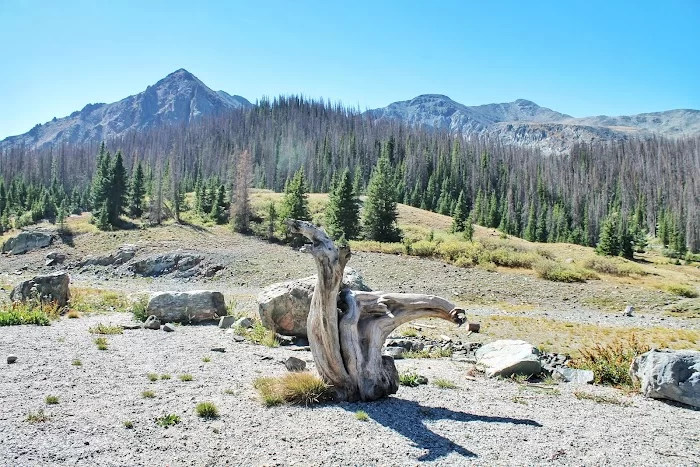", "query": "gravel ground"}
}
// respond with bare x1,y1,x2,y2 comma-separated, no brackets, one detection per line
1,313,698,466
